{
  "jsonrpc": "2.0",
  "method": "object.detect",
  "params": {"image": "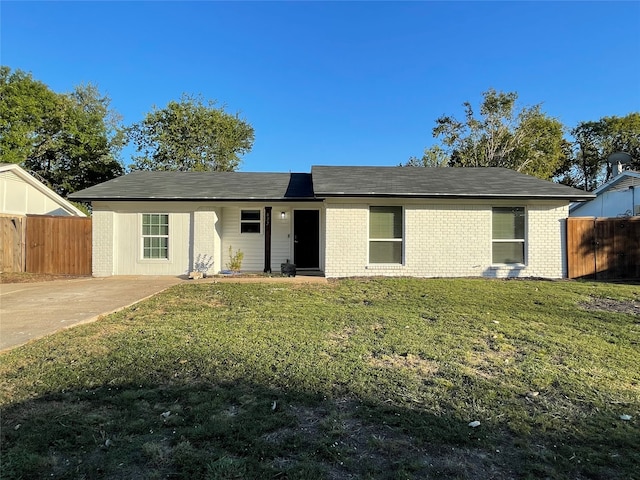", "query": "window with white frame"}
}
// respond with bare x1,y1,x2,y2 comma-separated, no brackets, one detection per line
240,209,261,233
369,206,403,264
142,213,169,259
492,207,525,264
